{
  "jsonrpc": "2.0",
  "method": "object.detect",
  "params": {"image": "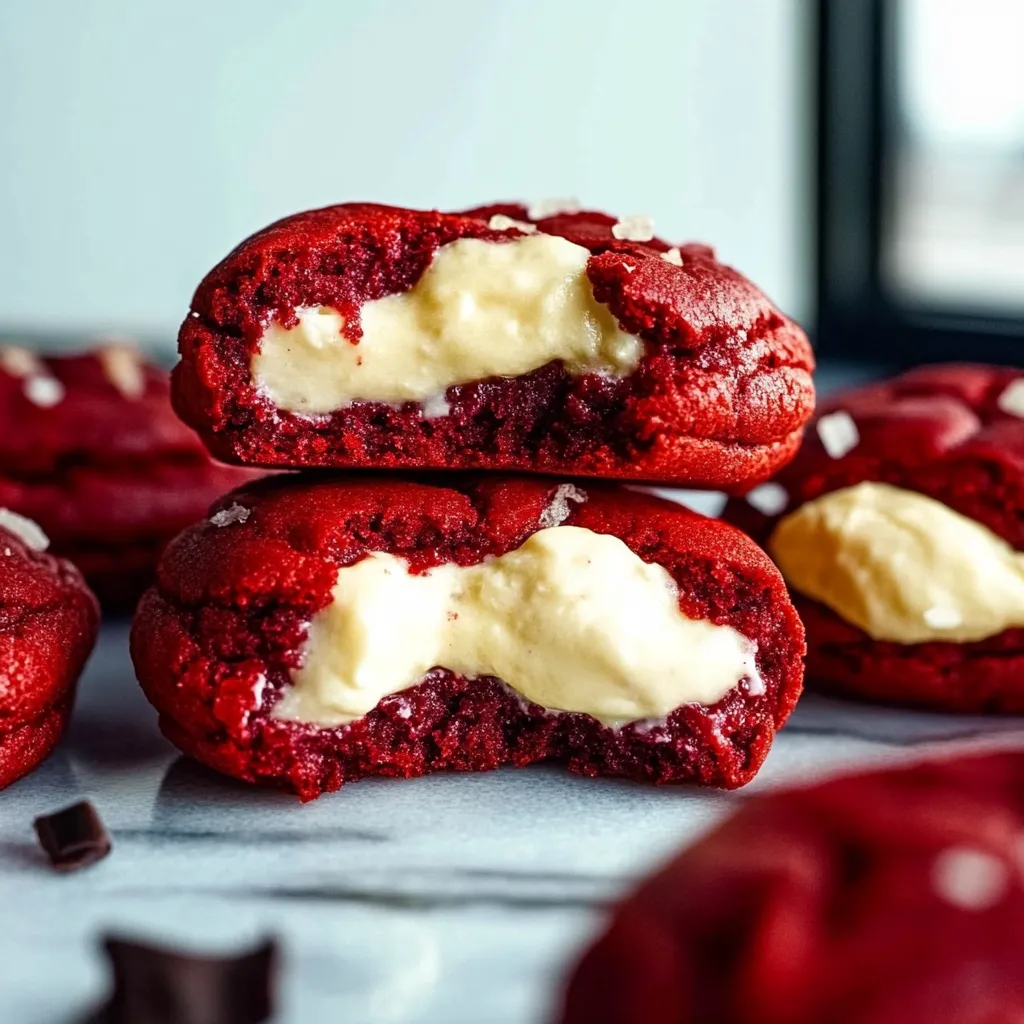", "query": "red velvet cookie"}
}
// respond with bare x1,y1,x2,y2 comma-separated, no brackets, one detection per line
130,476,804,800
173,202,814,490
724,363,1024,712
0,510,99,790
559,749,1024,1024
0,344,260,610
